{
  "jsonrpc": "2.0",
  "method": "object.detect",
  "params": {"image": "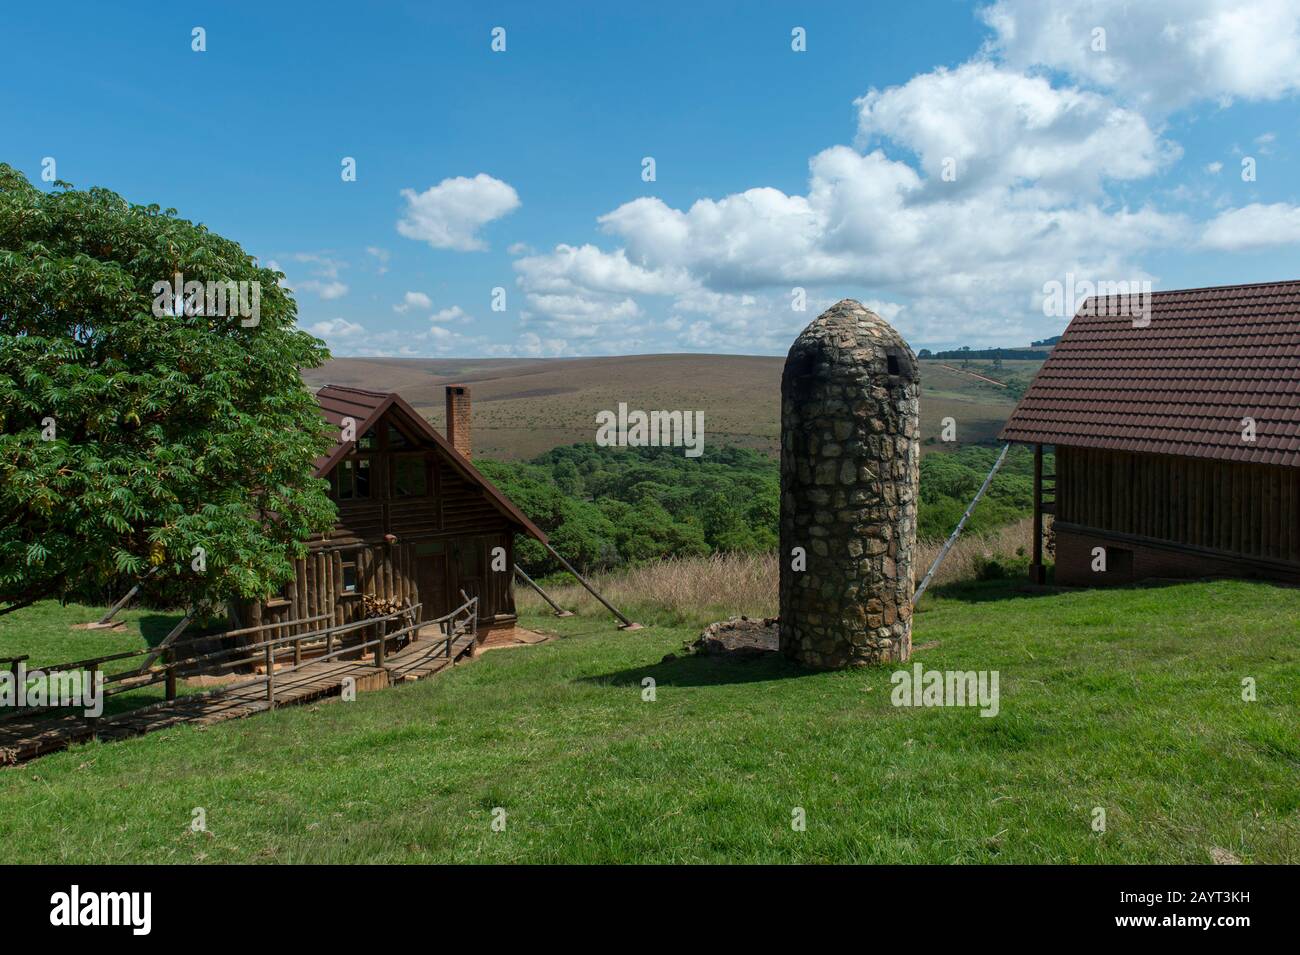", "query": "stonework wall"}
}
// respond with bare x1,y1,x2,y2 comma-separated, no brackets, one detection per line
779,300,920,669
